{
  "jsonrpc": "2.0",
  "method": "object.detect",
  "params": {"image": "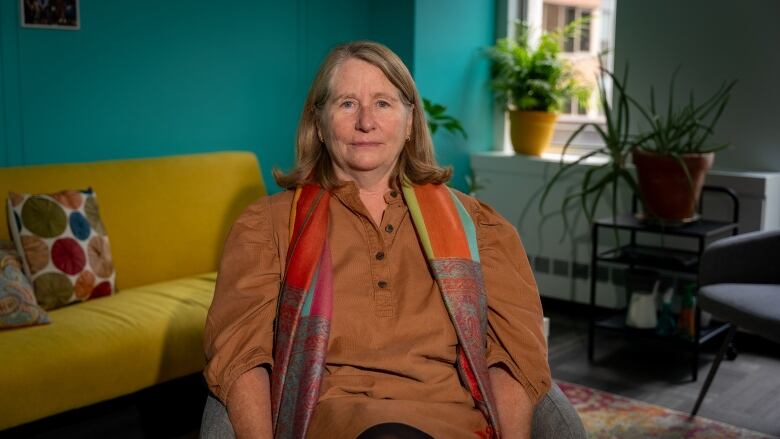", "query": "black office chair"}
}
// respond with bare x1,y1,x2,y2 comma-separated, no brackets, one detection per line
691,229,780,416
